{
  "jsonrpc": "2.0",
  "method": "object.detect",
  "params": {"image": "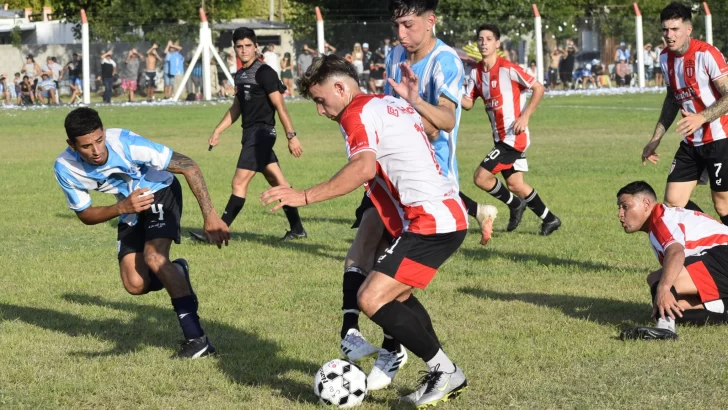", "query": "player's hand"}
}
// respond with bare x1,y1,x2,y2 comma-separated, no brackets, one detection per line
208,133,220,148
288,136,303,158
387,62,421,105
513,114,530,135
203,215,230,249
641,139,661,166
653,287,683,320
118,188,154,214
260,186,306,212
676,109,705,138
